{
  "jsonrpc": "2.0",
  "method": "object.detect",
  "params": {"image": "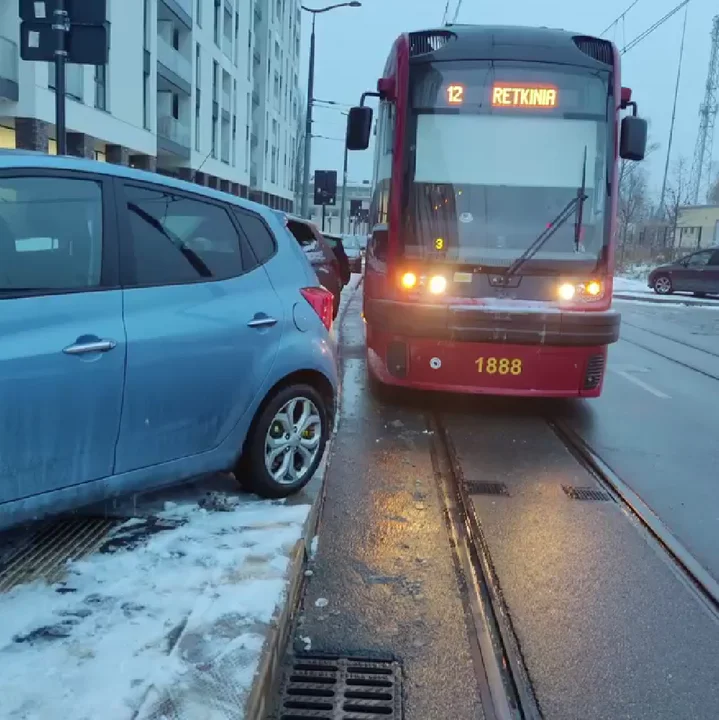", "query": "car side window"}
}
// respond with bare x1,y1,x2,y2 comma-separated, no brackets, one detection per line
287,220,317,248
0,175,103,291
708,250,719,266
686,251,712,268
233,208,276,265
123,183,246,286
